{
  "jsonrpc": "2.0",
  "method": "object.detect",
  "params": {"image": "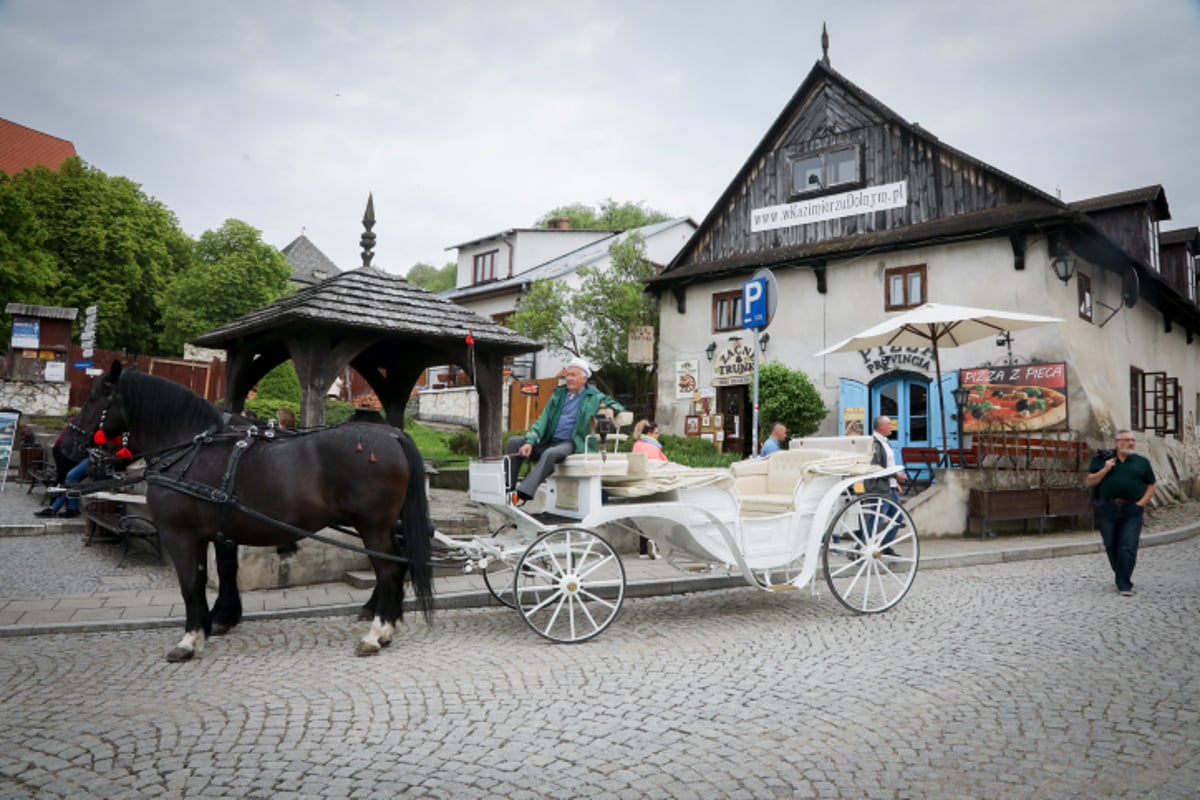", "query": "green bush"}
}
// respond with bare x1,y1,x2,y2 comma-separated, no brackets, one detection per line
659,434,741,468
758,361,827,440
447,430,479,456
